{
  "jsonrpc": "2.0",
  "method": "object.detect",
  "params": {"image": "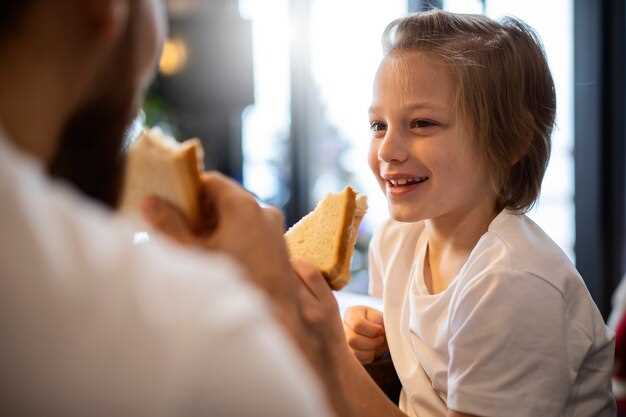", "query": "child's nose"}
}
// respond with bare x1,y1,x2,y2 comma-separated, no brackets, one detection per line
378,129,409,163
